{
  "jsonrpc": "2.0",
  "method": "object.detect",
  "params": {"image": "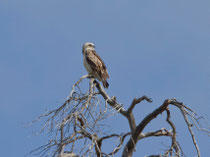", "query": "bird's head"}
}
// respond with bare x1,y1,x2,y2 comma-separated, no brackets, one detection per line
82,42,95,54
